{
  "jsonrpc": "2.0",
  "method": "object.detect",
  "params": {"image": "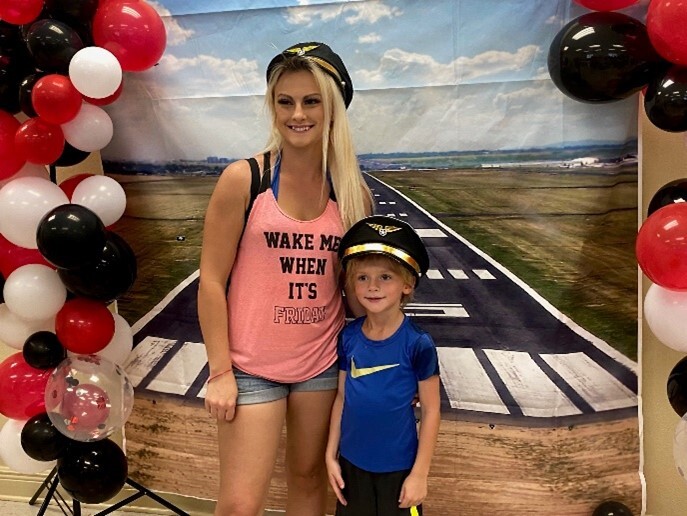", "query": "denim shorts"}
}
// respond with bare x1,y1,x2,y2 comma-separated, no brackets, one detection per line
233,362,339,405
